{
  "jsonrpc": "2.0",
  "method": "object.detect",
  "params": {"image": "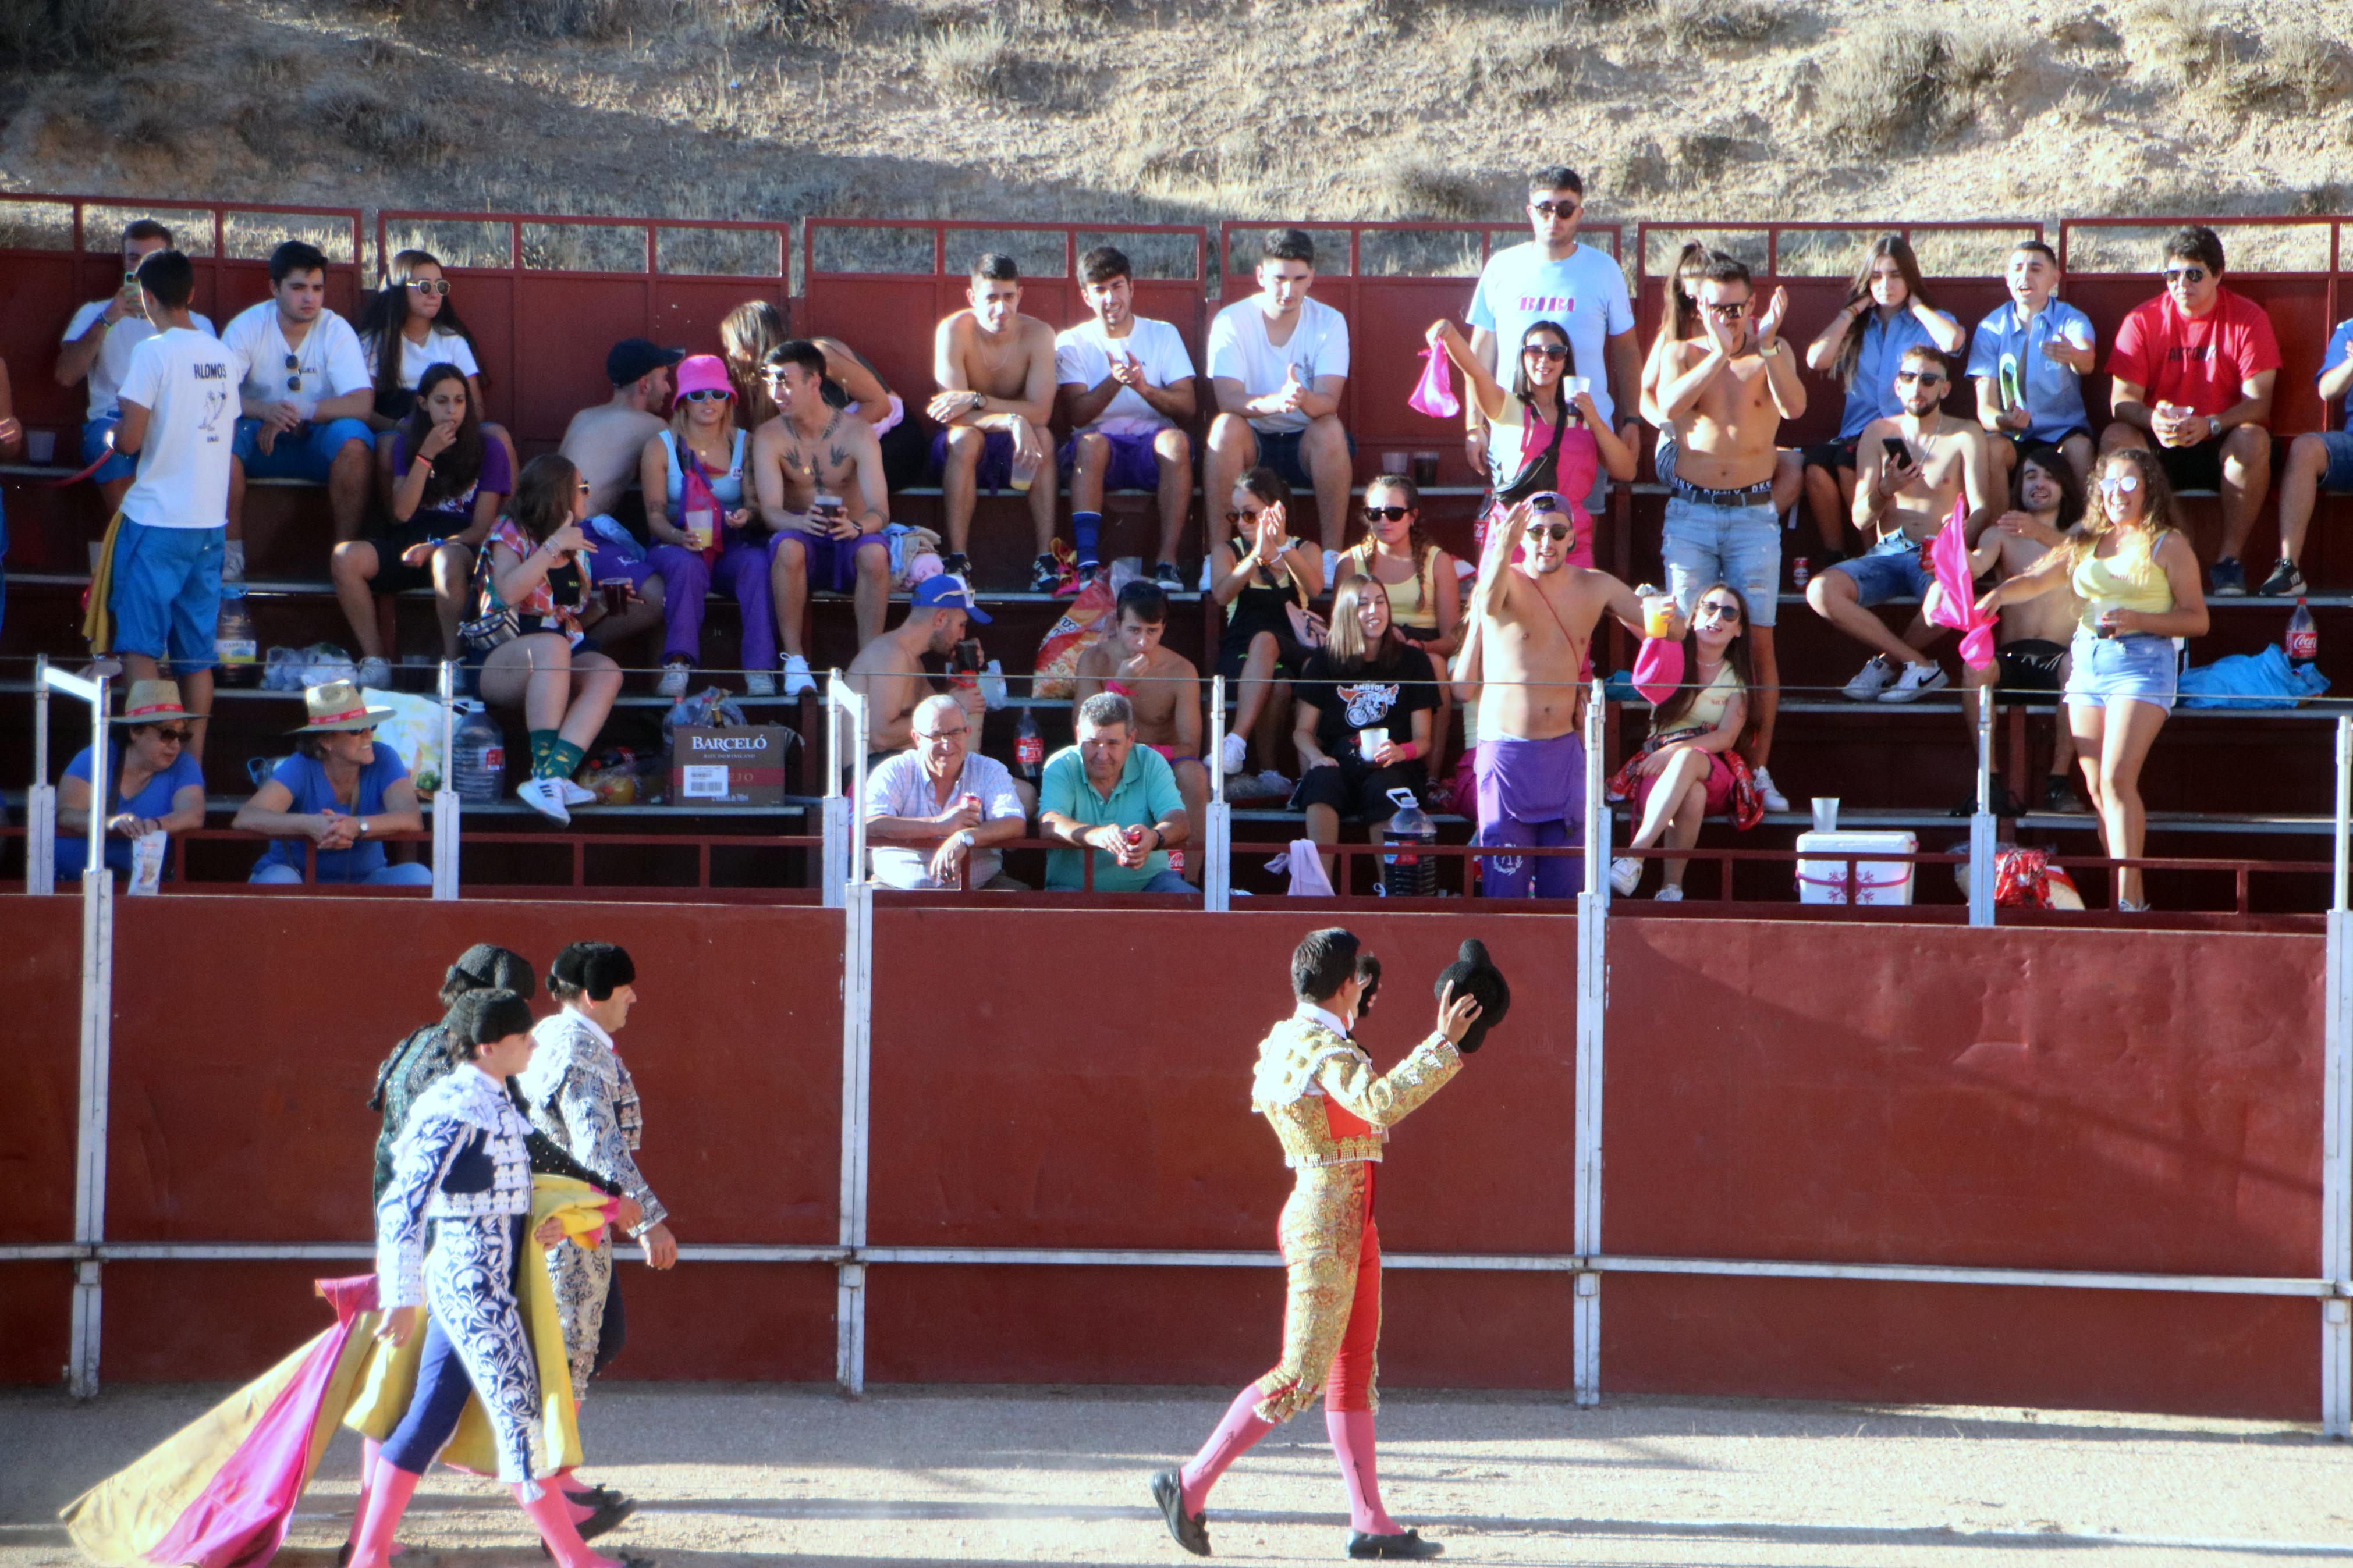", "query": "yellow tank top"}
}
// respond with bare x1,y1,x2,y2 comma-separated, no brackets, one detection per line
1339,541,1440,631
1656,663,1742,738
2070,534,2173,635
